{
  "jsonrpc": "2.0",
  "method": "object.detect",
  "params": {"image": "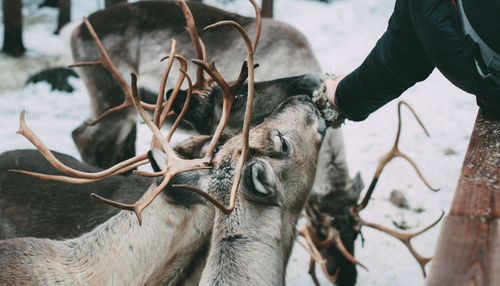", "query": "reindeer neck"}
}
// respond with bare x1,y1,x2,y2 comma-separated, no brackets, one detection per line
200,202,298,286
